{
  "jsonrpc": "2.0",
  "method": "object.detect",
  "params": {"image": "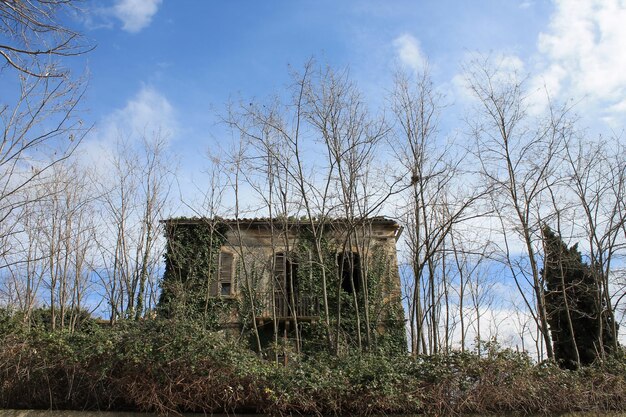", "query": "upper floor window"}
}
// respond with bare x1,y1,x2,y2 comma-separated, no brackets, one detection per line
210,250,234,297
338,251,362,294
274,252,298,294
